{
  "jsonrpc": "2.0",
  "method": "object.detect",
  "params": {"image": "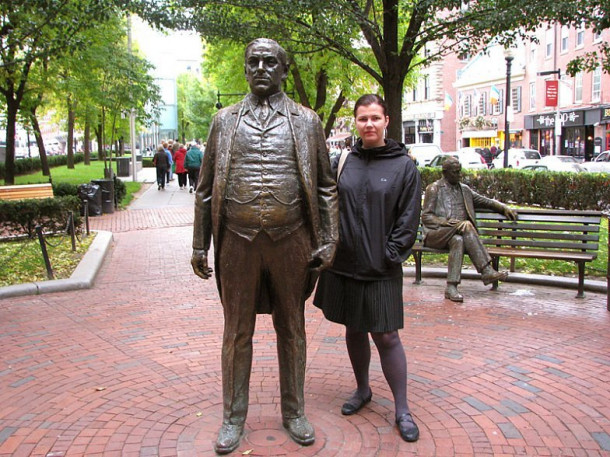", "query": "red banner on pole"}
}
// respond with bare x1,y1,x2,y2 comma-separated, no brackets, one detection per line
545,80,559,107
